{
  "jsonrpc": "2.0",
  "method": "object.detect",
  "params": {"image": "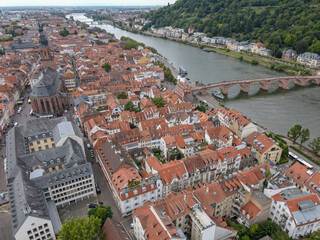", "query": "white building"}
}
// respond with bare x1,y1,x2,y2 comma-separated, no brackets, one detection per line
269,188,320,238
297,52,320,68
